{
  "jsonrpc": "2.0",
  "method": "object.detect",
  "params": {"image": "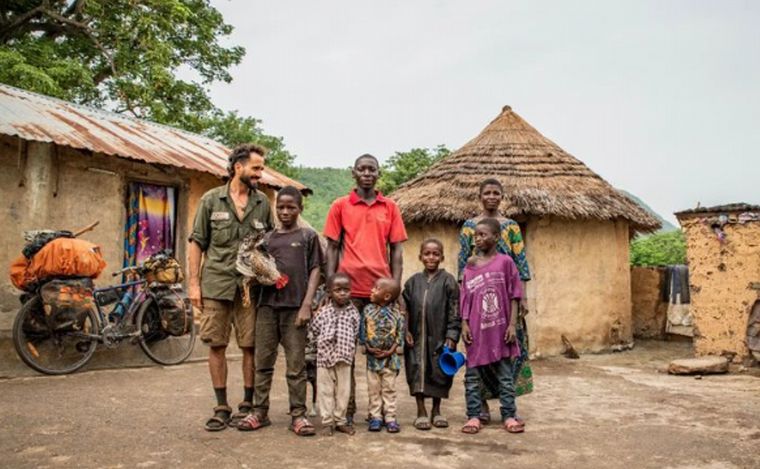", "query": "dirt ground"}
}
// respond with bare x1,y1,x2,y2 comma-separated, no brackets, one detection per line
1,340,758,469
